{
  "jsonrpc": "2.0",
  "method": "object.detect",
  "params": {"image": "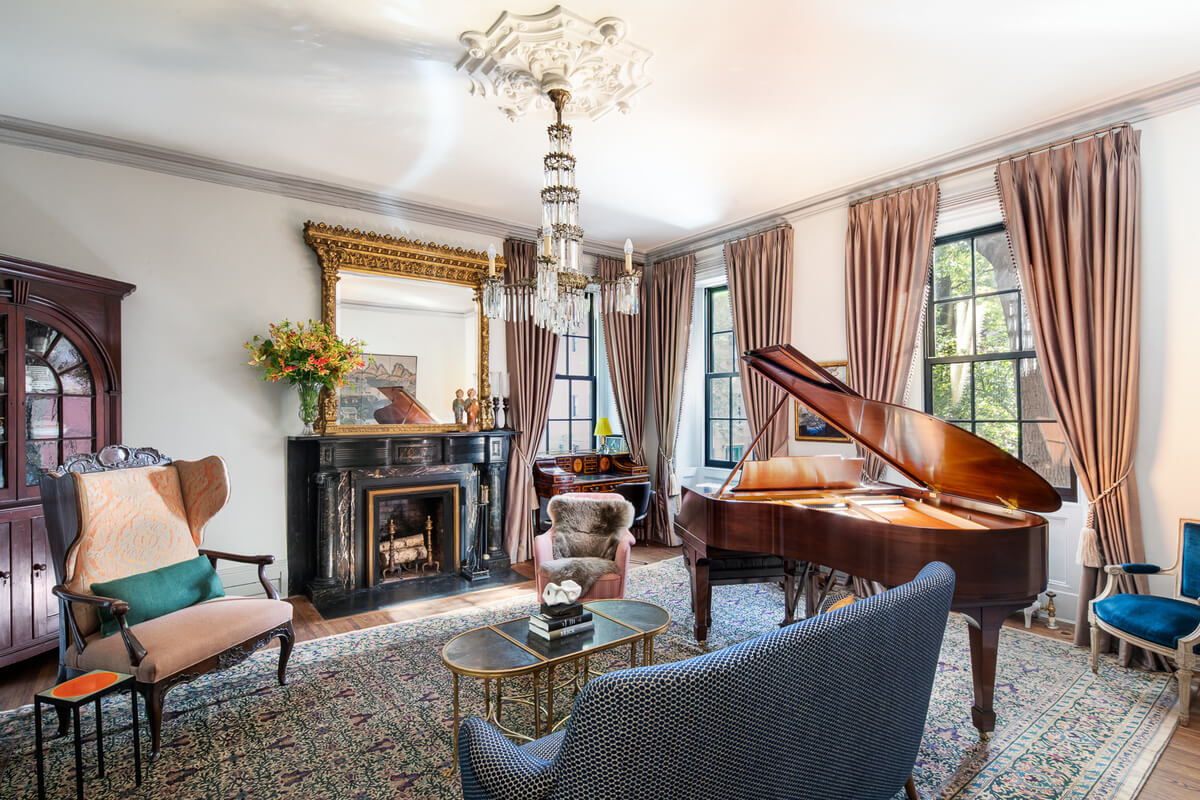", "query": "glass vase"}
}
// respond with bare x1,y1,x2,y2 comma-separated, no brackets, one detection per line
296,380,322,436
